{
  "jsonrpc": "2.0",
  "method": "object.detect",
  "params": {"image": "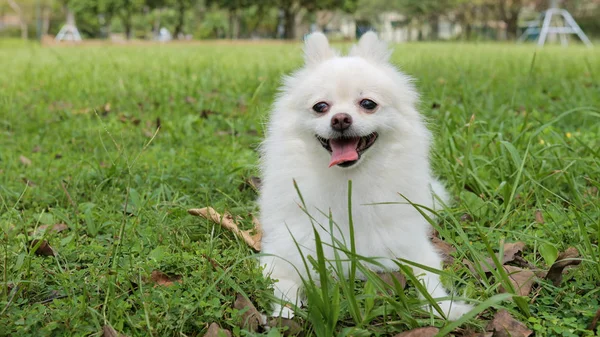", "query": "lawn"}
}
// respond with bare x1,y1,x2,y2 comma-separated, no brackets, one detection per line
0,40,599,337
